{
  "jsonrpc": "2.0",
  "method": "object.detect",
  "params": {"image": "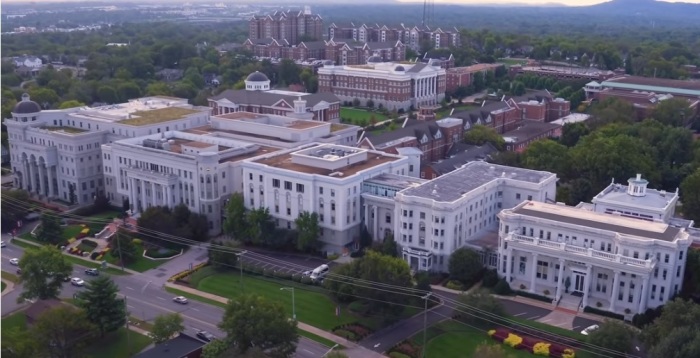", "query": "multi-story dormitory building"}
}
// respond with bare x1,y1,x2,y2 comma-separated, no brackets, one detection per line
327,22,461,50
248,7,324,46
